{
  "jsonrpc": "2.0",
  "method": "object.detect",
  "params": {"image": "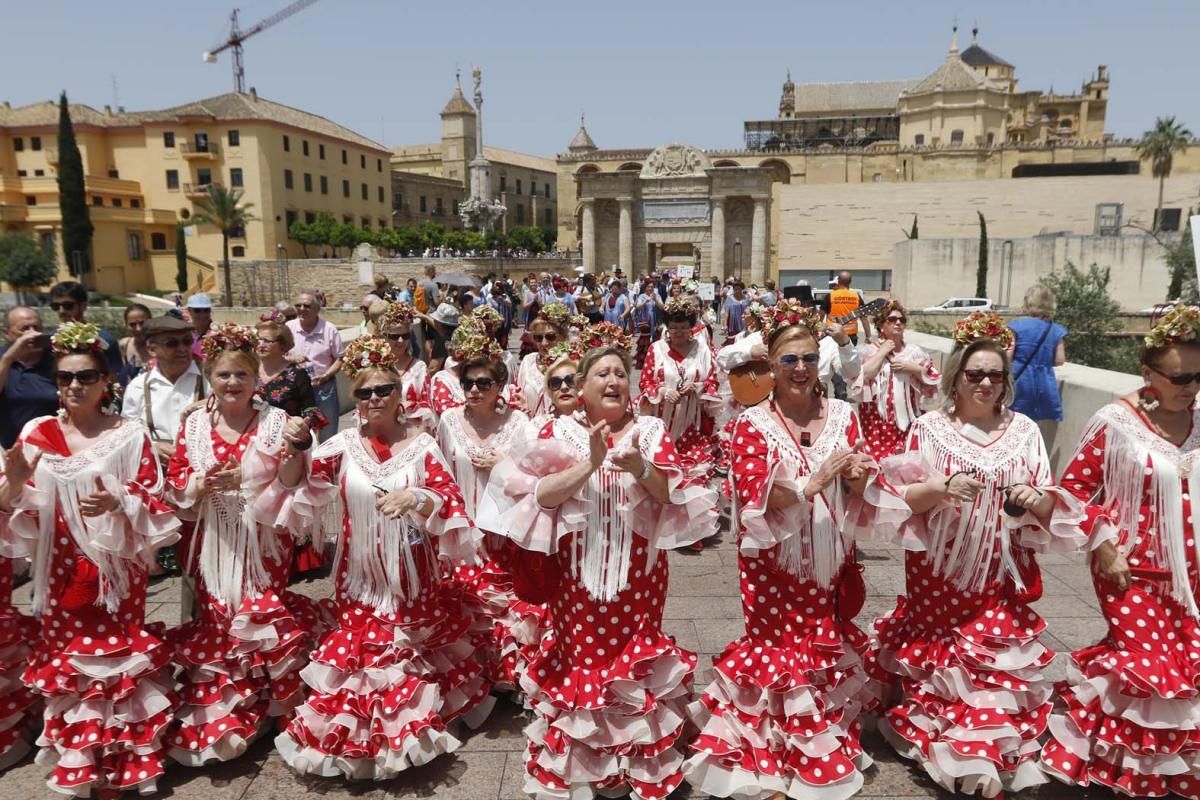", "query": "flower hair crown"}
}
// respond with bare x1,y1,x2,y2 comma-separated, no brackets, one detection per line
568,314,589,332
537,302,572,329
759,298,821,344
1146,304,1200,349
470,304,502,331
580,321,632,354
539,340,587,373
378,301,415,330
259,309,287,324
952,311,1014,349
51,321,107,356
664,295,697,317
200,323,258,362
341,336,397,378
451,318,503,363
